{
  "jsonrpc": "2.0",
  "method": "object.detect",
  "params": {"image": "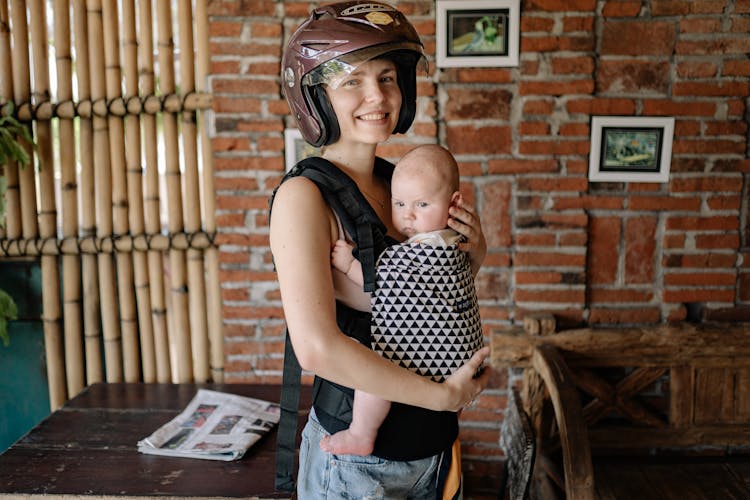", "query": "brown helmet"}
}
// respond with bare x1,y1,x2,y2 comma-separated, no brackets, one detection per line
282,1,427,147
